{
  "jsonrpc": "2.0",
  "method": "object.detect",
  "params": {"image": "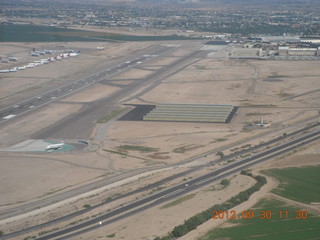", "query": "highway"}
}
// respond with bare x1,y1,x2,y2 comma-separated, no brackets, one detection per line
2,130,317,240
1,122,319,240
0,45,177,125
